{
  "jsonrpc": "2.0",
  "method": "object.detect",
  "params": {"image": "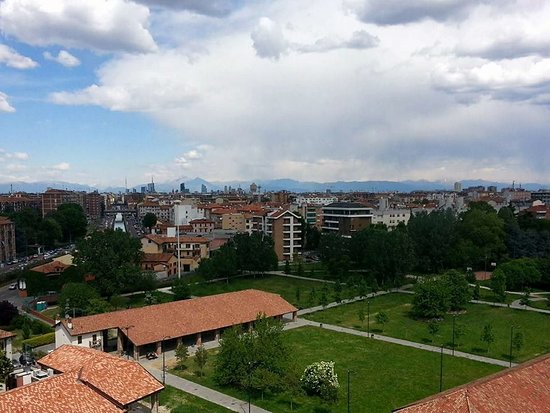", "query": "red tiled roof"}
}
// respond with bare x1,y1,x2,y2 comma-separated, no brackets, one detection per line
0,216,13,225
190,218,214,224
394,353,550,413
30,261,71,274
61,289,297,346
0,328,16,339
38,345,163,406
144,234,209,244
0,372,123,413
